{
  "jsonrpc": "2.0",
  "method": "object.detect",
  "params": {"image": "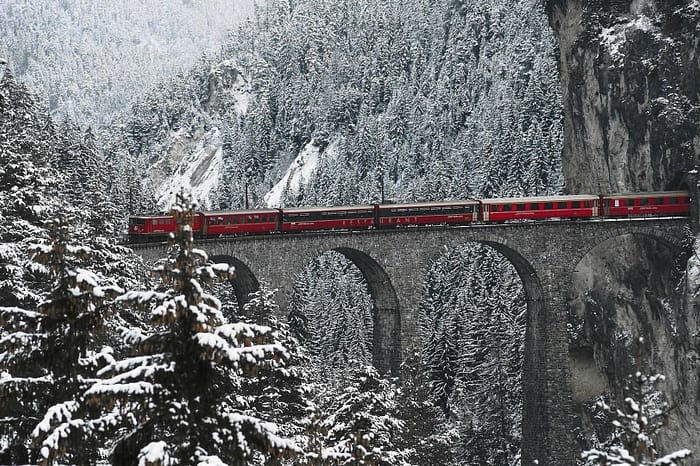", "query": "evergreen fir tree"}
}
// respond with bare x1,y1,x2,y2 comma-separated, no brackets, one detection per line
0,217,122,464
34,192,300,465
582,371,692,466
309,364,407,466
